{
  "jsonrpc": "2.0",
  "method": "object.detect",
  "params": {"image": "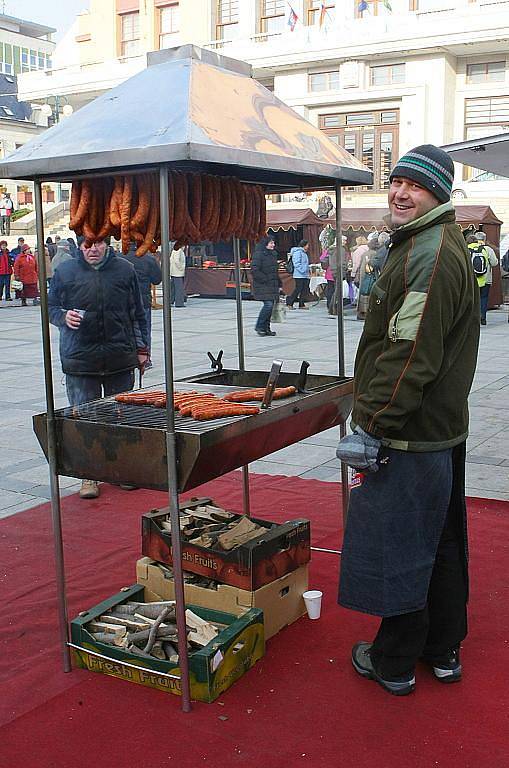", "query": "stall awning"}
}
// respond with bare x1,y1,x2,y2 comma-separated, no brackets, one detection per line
0,45,372,191
325,204,501,231
266,208,324,231
442,133,509,177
